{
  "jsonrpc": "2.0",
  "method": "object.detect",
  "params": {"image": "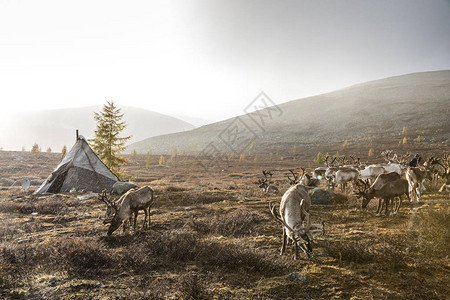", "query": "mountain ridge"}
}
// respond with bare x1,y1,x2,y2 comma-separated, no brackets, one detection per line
128,70,450,155
0,106,195,151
